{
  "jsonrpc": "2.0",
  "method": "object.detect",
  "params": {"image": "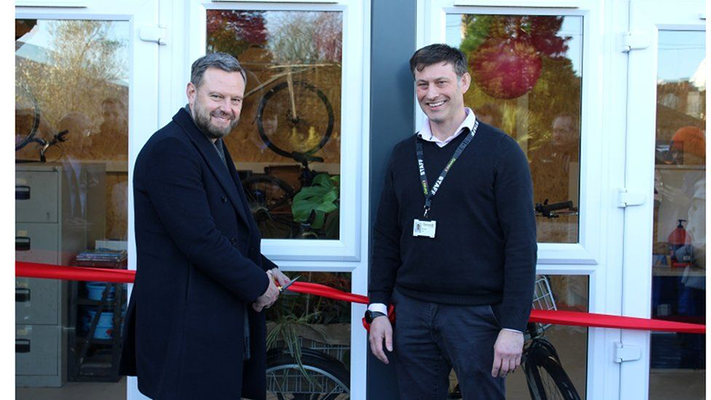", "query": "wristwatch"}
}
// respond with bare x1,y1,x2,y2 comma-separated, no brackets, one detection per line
364,310,387,324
